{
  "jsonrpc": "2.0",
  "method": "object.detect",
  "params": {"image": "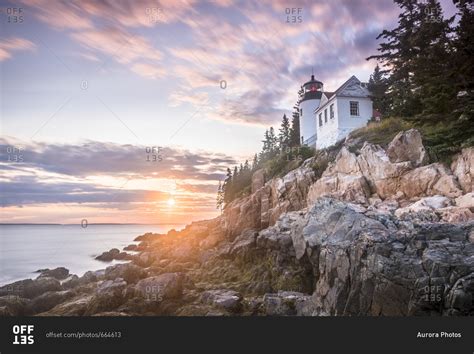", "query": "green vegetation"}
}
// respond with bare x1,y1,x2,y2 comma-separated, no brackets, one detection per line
218,0,473,209
216,107,308,209
367,0,473,161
